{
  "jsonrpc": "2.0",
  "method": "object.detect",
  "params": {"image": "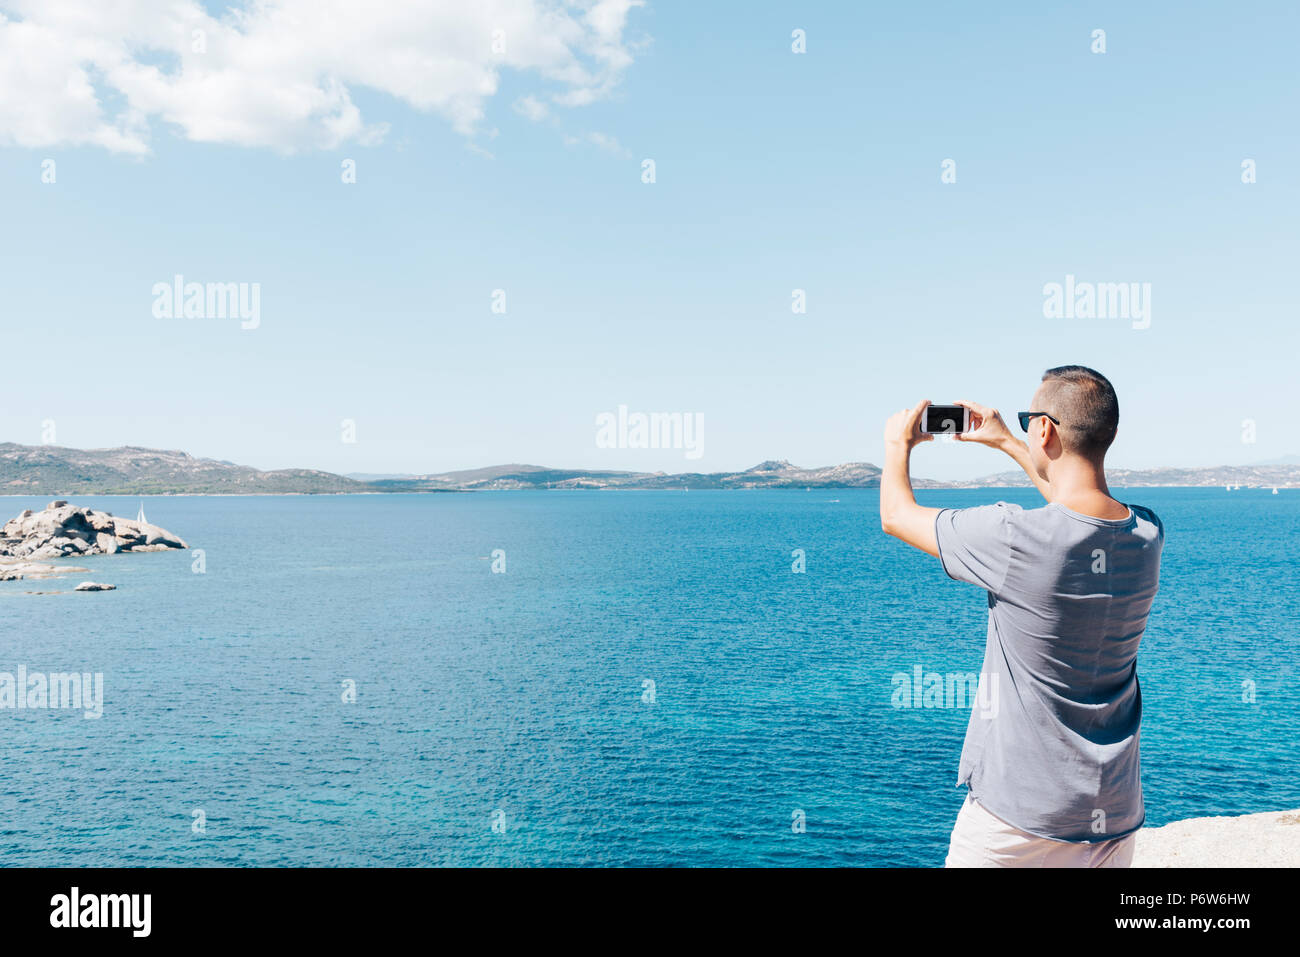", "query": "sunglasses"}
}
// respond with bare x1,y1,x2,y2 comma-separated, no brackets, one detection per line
1017,411,1061,432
